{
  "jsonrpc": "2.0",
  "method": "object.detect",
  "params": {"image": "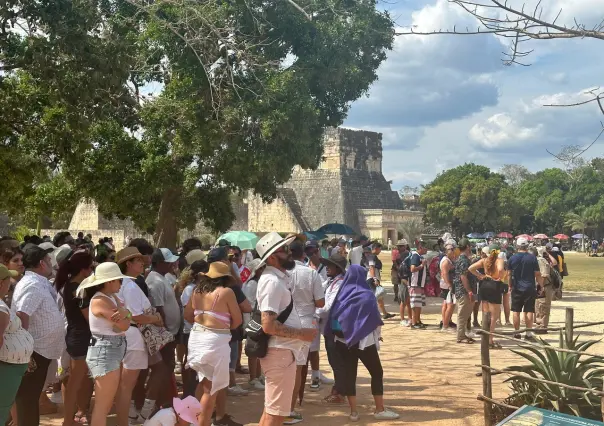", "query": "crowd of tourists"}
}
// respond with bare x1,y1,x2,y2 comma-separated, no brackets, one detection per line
0,231,403,426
